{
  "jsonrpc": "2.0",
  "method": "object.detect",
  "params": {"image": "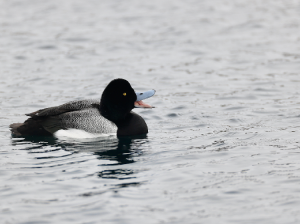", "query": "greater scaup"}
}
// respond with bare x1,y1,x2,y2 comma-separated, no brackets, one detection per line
10,79,155,137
